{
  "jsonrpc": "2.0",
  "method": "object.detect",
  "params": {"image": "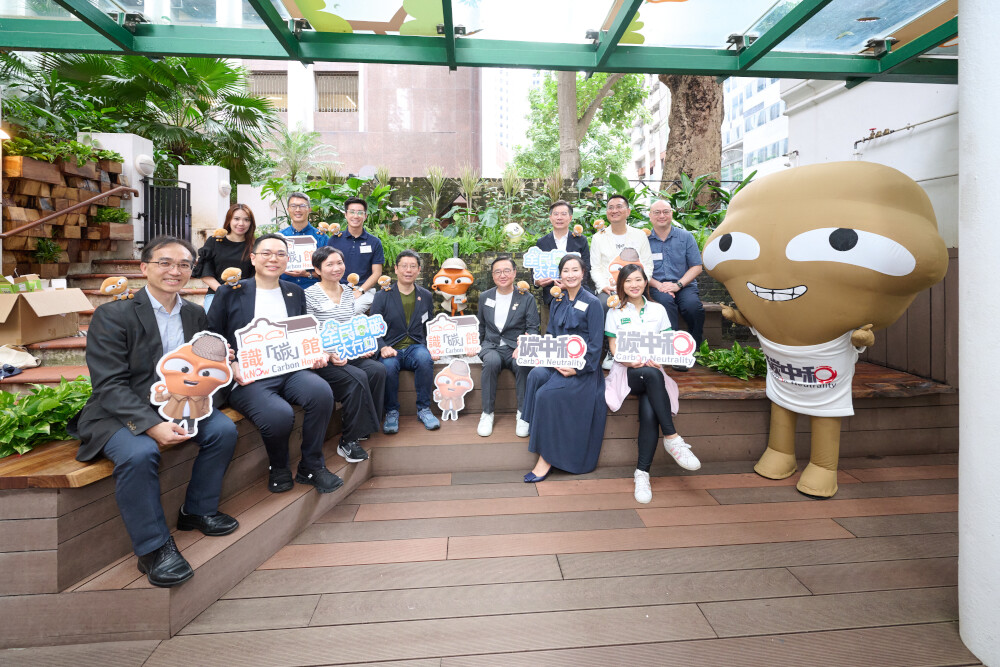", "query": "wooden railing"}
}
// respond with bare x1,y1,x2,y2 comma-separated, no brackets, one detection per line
0,185,139,239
